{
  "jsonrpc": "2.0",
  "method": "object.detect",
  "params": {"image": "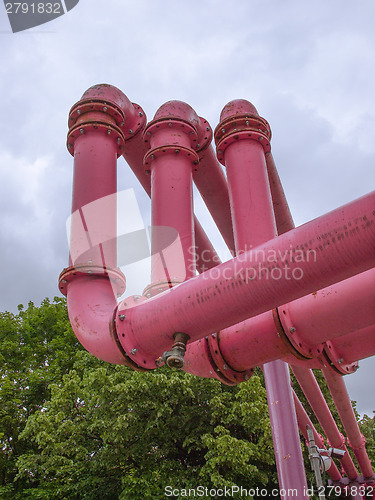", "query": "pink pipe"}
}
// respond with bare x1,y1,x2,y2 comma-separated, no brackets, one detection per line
216,99,307,496
194,144,235,254
121,126,221,273
263,360,308,495
60,84,132,364
331,324,375,364
266,153,295,235
292,366,358,479
322,367,374,479
293,390,342,482
145,101,197,293
279,268,375,346
66,276,126,364
116,191,375,367
217,268,375,372
69,131,118,269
